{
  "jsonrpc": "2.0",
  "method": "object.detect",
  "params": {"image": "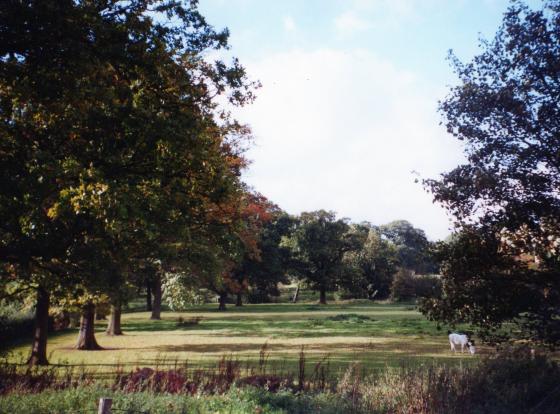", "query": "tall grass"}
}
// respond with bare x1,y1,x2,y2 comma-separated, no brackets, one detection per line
1,346,559,413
